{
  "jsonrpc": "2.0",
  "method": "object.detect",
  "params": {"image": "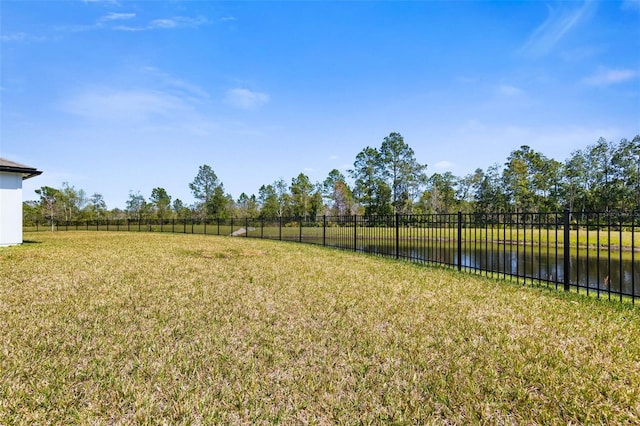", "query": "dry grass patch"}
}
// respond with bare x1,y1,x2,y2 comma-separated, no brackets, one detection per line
1,232,639,424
